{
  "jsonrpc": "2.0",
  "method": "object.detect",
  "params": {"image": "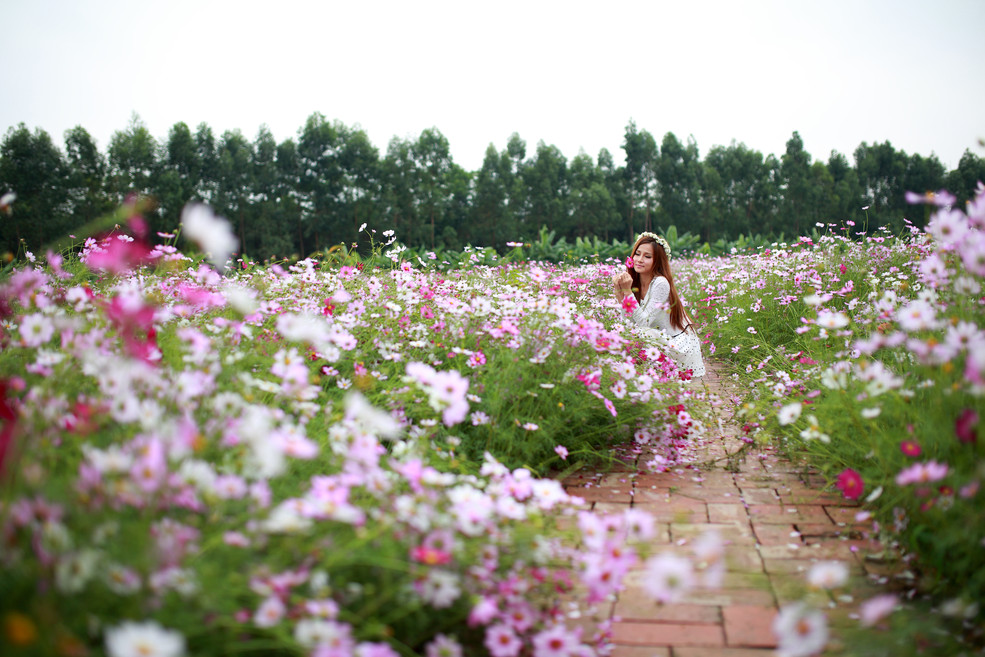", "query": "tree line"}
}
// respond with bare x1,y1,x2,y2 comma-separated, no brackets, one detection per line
2,113,983,260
